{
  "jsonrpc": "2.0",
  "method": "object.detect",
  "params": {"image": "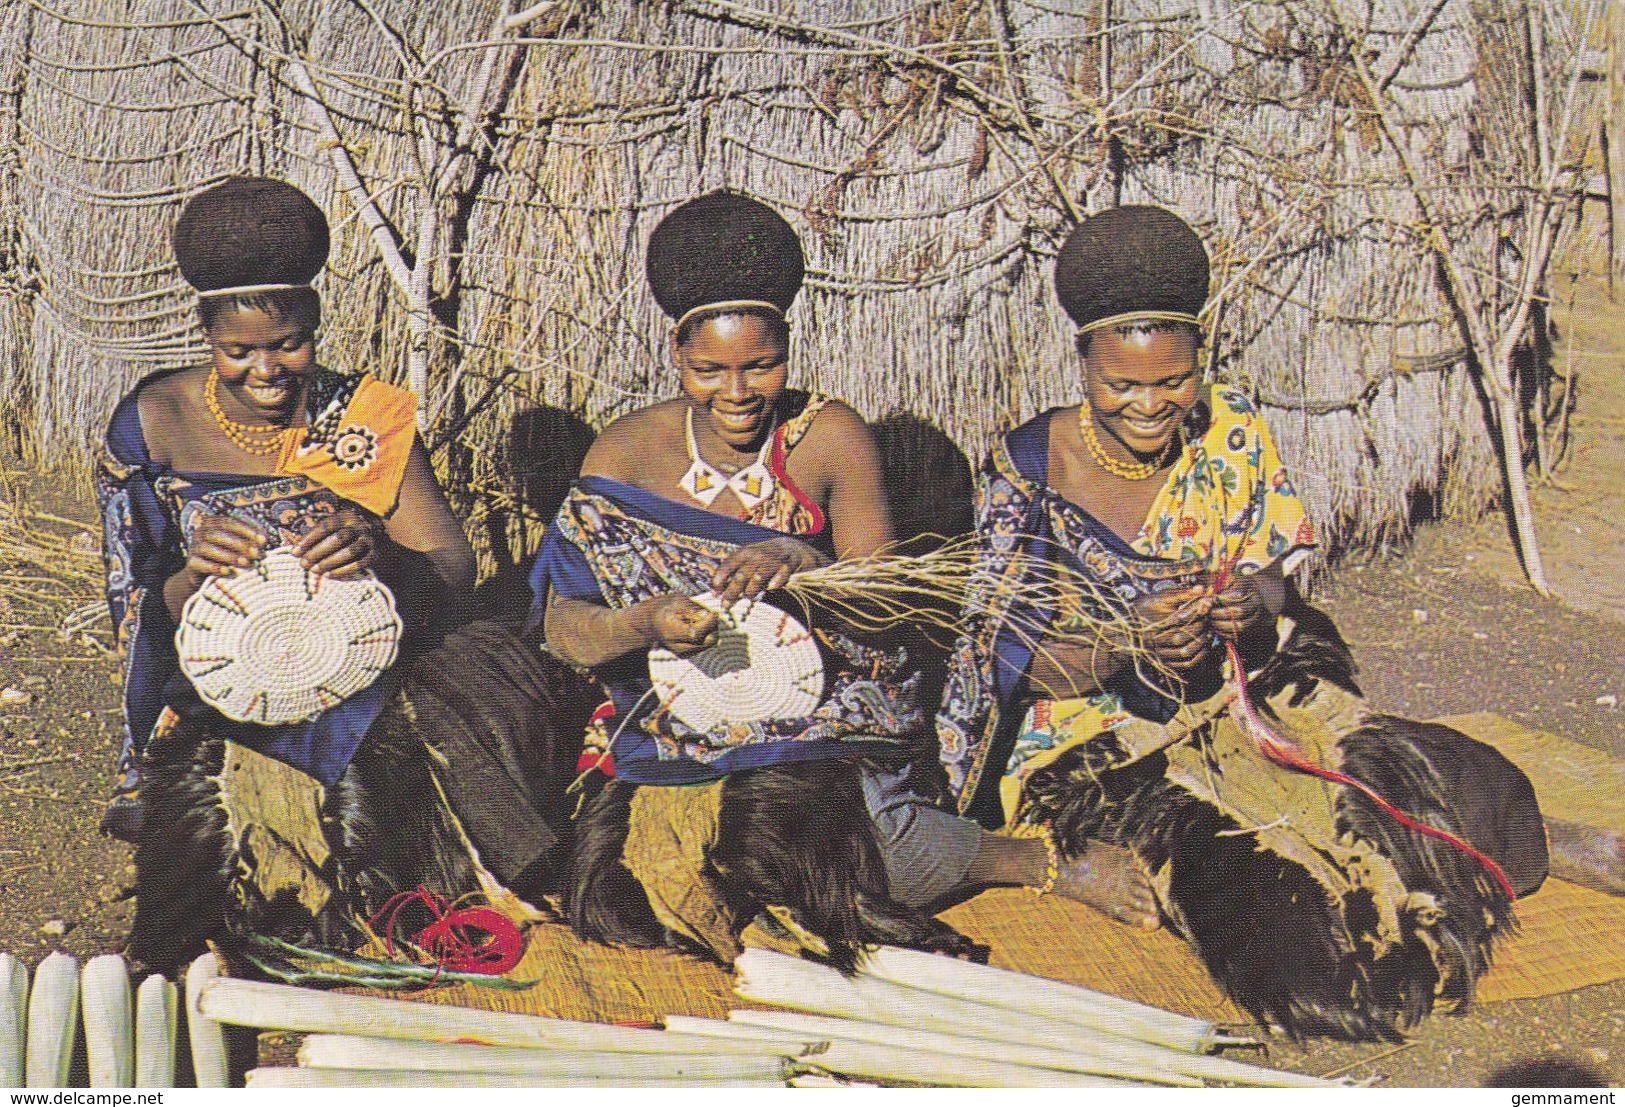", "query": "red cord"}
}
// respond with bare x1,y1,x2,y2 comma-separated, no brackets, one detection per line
368,887,526,977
